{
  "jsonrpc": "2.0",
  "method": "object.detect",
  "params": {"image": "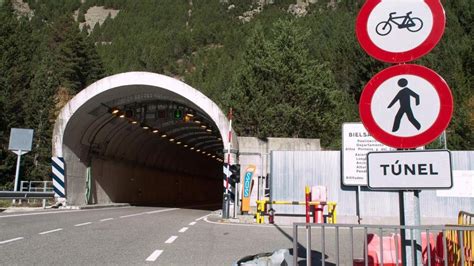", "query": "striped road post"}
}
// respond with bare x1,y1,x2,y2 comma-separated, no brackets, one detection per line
51,157,66,198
